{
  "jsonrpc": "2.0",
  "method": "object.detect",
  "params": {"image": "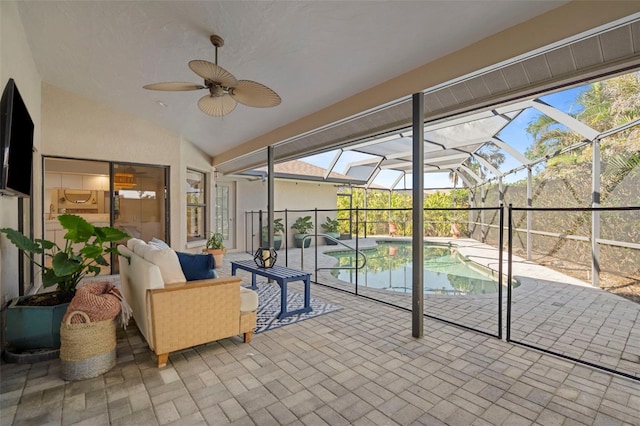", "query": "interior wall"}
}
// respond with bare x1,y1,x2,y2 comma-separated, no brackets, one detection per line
41,83,213,250
0,0,43,306
0,0,43,352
